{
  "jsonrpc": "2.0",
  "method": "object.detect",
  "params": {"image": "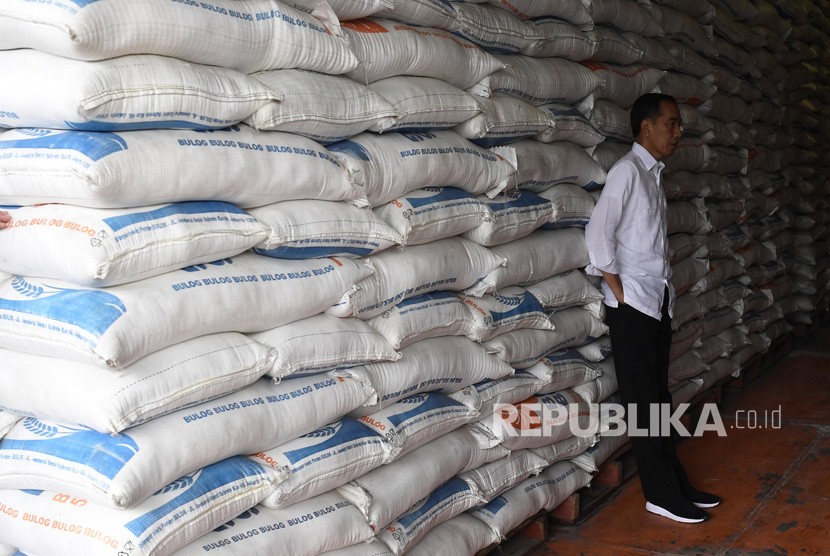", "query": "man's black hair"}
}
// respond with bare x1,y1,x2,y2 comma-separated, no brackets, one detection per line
630,93,677,139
